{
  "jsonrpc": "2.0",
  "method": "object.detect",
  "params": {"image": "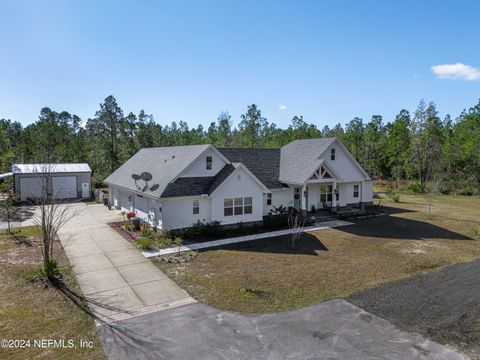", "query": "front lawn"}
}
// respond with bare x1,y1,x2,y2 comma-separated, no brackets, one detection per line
0,227,106,360
154,193,480,313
